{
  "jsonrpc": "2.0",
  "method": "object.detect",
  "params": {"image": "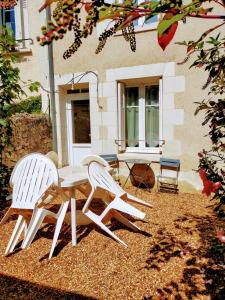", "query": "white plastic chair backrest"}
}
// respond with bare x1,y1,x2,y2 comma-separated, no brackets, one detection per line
46,151,59,168
82,155,123,195
82,155,110,169
10,153,59,209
